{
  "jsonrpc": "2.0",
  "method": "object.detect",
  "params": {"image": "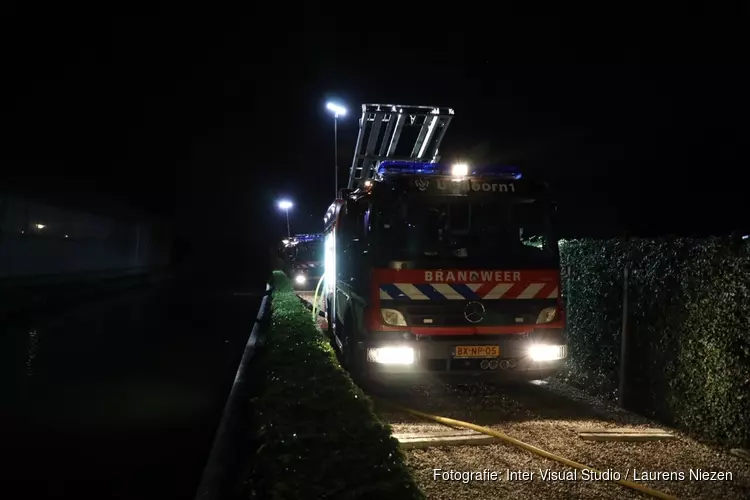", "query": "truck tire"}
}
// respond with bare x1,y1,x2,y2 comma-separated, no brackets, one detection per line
342,314,365,382
325,298,334,340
